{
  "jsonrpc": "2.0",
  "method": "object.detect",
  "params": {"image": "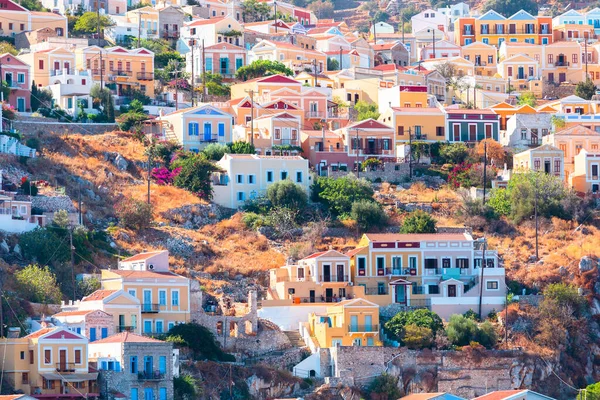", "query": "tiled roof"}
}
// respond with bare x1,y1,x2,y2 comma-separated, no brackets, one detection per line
364,233,470,242
107,270,185,279
554,124,600,136
82,290,117,302
89,332,163,344
345,246,367,257
24,328,54,339
301,250,347,260
401,393,449,400
349,118,394,130
54,310,97,317
445,108,496,115
188,17,225,26
121,250,164,263
472,390,527,400
391,107,444,113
